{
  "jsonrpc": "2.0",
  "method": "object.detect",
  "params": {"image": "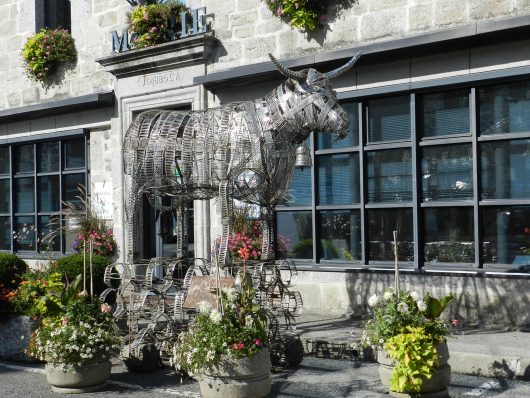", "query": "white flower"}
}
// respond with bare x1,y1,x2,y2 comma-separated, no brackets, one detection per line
410,291,421,301
416,300,427,312
197,301,212,314
206,350,215,362
209,309,222,324
222,287,237,302
245,314,253,327
368,294,379,307
397,302,409,313
383,290,394,301
379,339,384,345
